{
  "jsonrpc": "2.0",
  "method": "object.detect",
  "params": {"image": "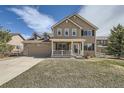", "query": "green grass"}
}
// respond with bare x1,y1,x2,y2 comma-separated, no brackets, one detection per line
1,58,124,88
